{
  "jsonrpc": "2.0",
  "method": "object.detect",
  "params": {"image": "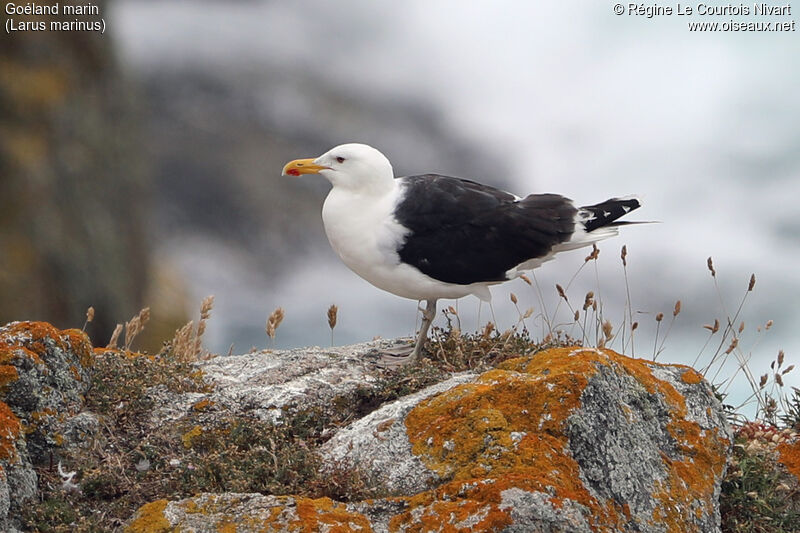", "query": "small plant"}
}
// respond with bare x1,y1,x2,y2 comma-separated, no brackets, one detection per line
170,295,215,361
327,304,338,346
266,306,285,348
